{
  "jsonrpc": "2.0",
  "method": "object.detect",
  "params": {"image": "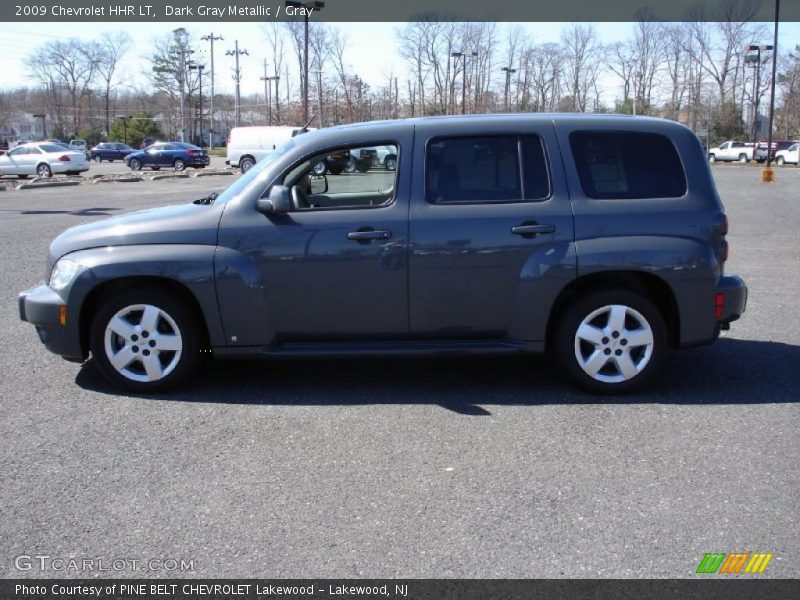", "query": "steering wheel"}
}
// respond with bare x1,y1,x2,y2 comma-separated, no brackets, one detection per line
290,185,309,210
